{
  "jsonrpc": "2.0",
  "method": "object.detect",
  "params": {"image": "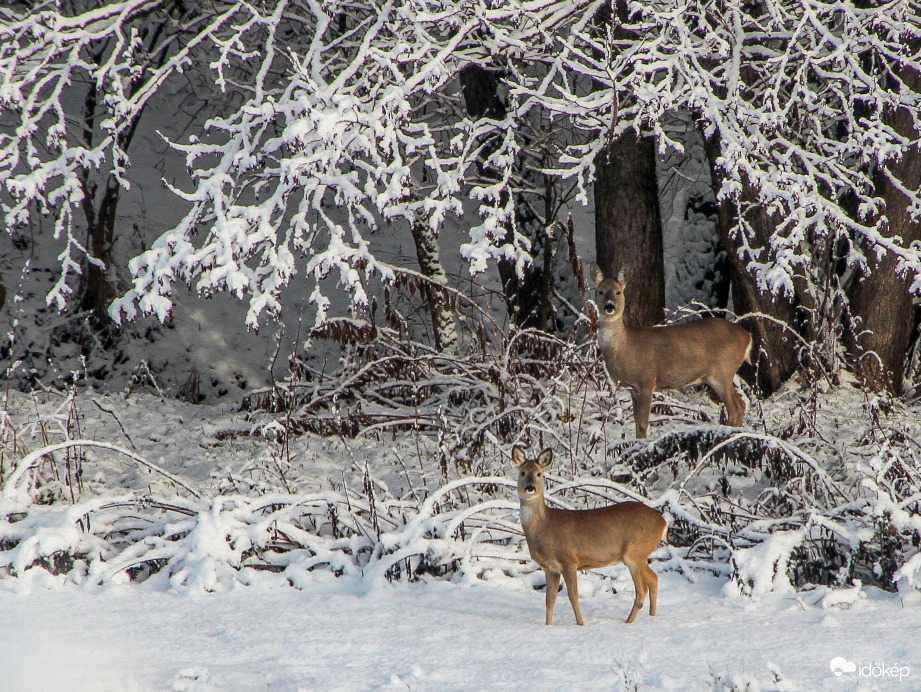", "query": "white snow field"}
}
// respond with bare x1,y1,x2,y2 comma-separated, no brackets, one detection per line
1,573,918,691
1,386,920,692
